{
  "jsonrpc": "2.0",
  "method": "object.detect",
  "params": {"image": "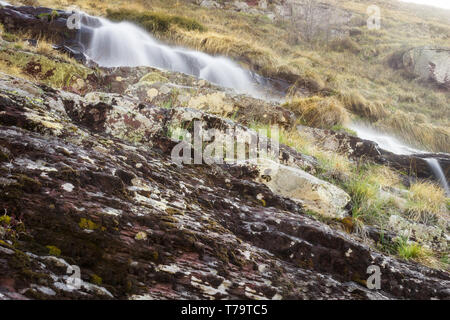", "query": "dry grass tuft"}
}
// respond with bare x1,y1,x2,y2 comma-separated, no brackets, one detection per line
338,90,389,121
35,39,55,56
329,37,361,54
377,110,450,153
366,165,402,189
283,96,349,129
406,181,447,223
